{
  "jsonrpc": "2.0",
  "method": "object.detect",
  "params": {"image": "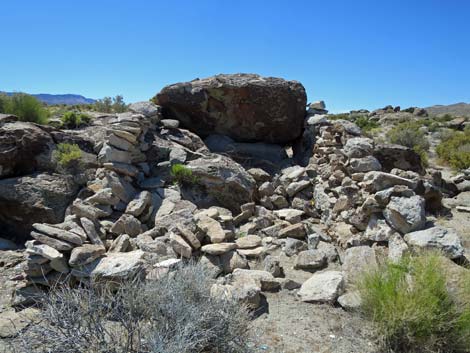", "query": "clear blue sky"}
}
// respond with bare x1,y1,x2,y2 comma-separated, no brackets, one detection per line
2,0,469,112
